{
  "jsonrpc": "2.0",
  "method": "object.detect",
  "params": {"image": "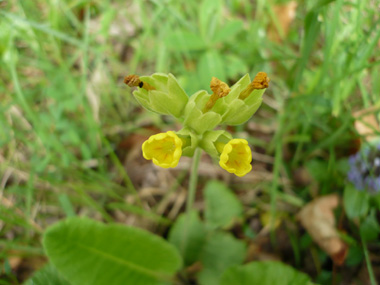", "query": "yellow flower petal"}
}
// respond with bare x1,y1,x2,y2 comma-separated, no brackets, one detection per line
219,139,252,177
142,131,183,168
